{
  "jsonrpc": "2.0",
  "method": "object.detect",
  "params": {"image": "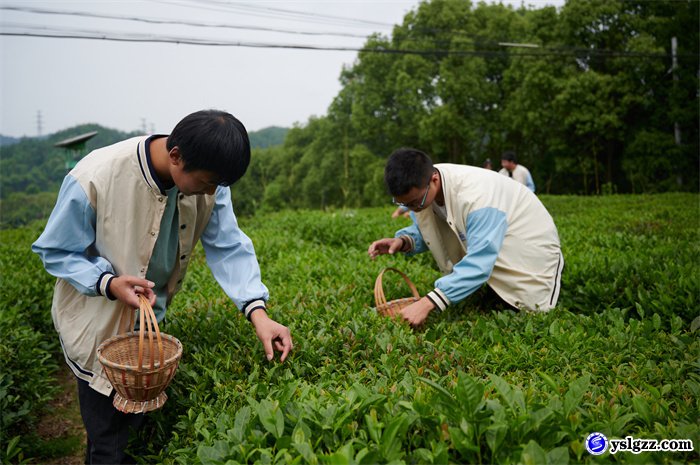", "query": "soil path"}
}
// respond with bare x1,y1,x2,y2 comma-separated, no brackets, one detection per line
33,365,85,464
